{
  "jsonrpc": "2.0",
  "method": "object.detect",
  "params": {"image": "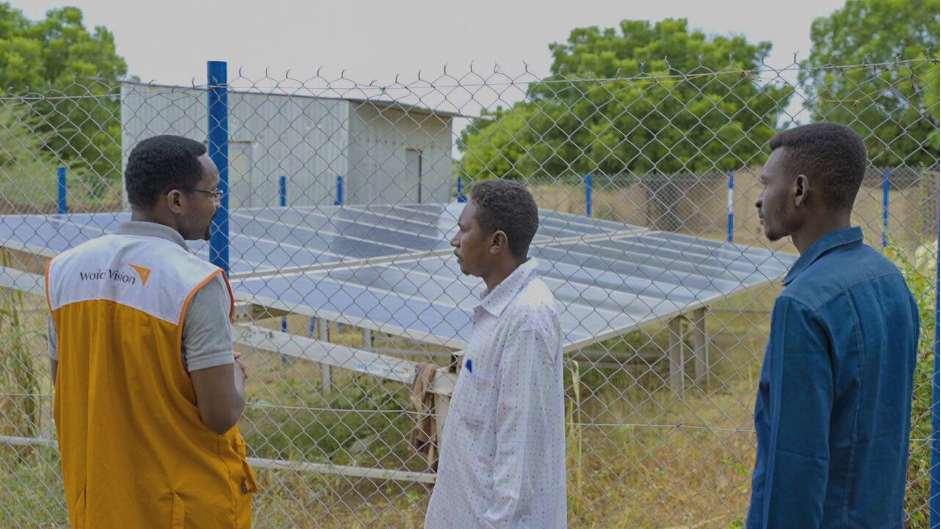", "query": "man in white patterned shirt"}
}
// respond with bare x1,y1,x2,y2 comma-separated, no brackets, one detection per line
425,180,567,528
